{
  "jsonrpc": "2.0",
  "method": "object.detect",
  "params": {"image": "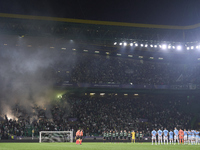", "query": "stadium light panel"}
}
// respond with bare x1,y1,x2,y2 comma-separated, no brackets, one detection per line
61,47,66,50
130,43,133,46
72,48,76,51
95,51,99,53
50,47,55,49
114,42,117,45
124,42,127,46
177,46,182,51
187,47,190,50
119,42,122,45
134,94,139,96
150,44,153,48
191,46,194,50
90,93,95,96
168,45,171,49
100,93,105,96
106,52,110,55
124,94,128,96
128,55,133,57
145,44,148,47
4,44,7,46
196,46,199,49
135,43,138,47
172,46,175,49
117,53,121,56
154,45,157,48
83,49,88,52
140,44,144,47
161,44,167,50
